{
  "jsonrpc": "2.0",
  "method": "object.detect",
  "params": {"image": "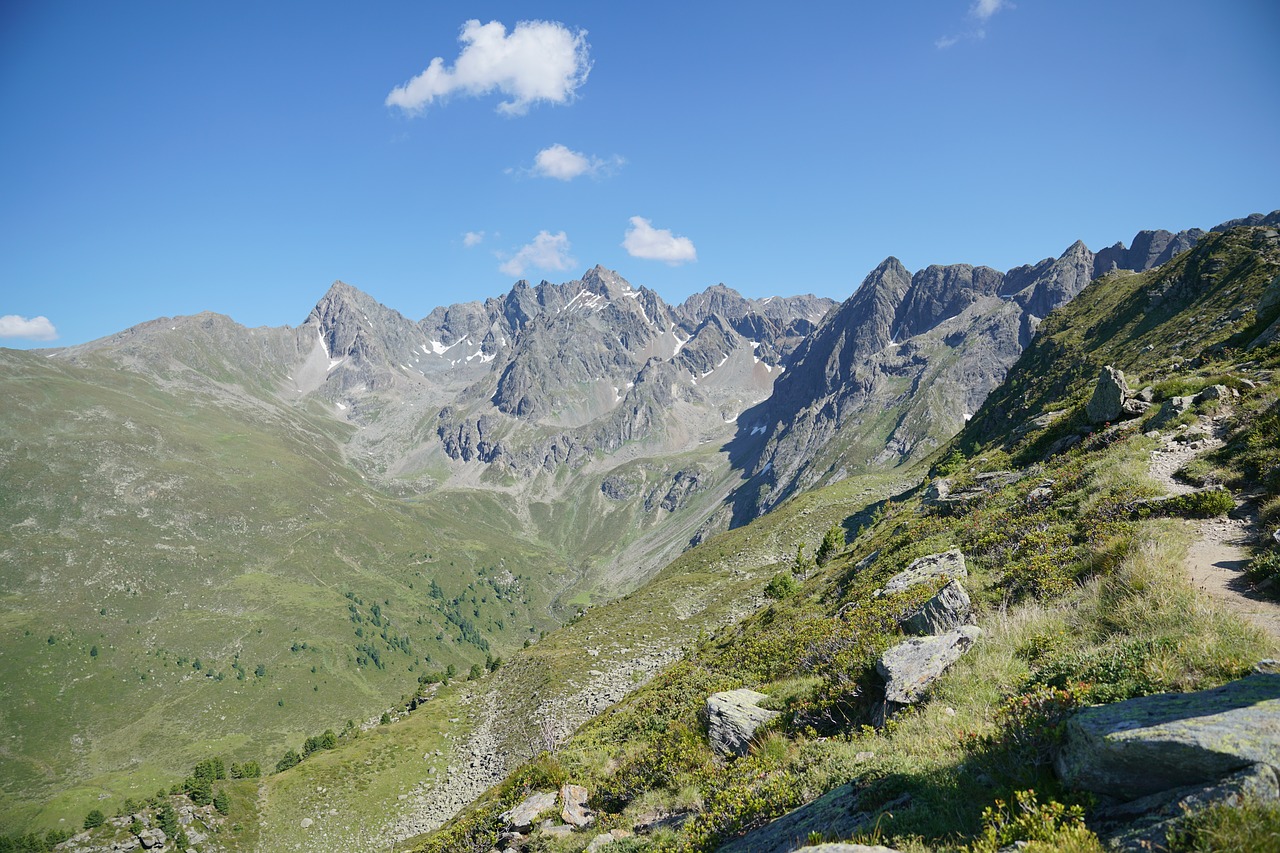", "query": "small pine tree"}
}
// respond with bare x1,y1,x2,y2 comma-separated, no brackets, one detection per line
380,711,391,725
816,524,843,567
83,809,106,830
89,645,99,658
213,790,230,816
